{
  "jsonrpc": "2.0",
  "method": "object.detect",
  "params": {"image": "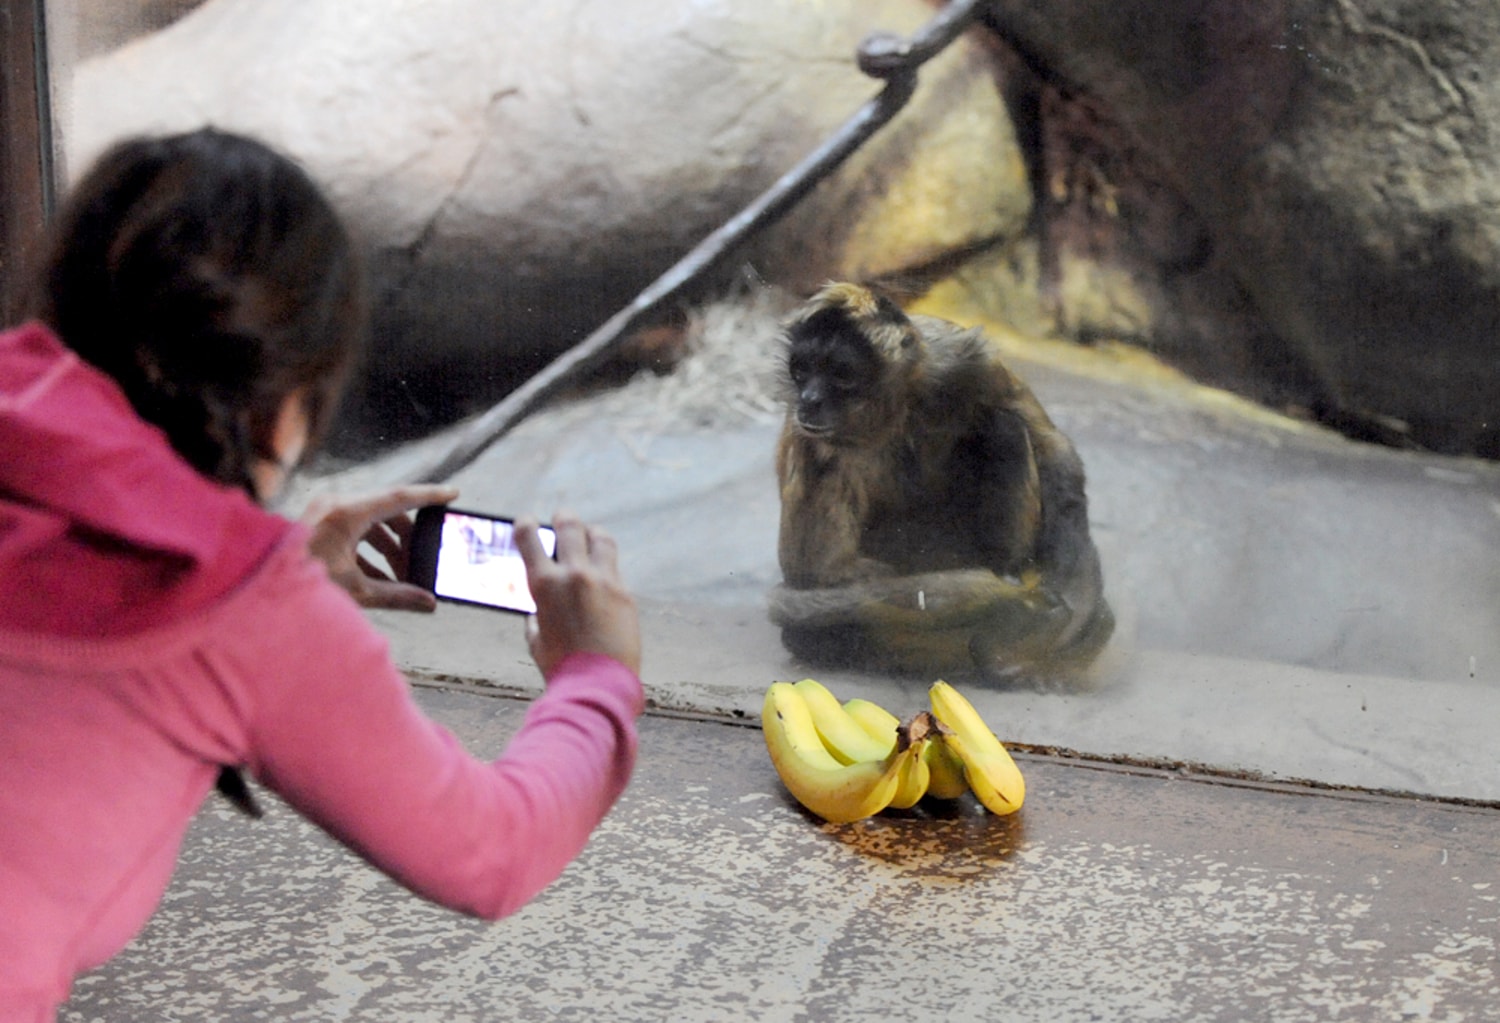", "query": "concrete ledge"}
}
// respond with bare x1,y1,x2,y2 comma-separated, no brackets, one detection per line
372,596,1500,804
